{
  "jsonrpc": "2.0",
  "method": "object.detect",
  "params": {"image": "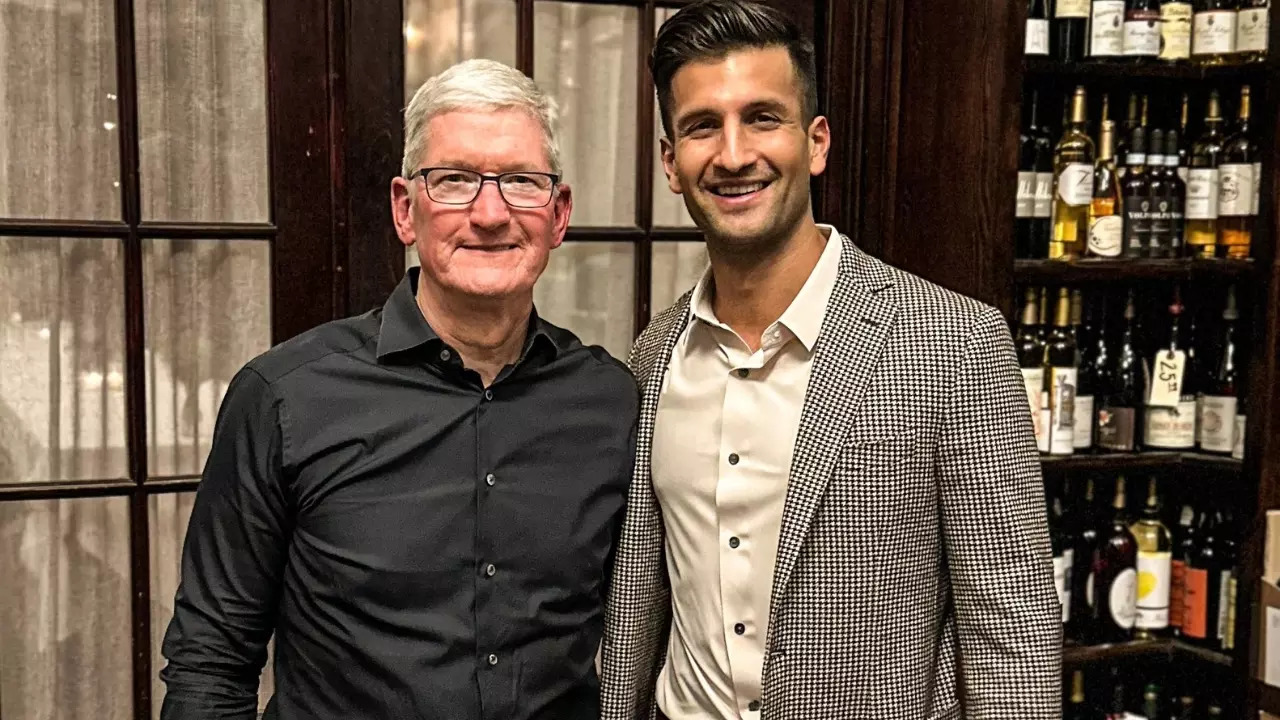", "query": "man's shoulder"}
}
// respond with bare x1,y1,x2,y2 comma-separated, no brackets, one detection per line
244,309,382,386
537,319,639,397
857,249,1000,334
